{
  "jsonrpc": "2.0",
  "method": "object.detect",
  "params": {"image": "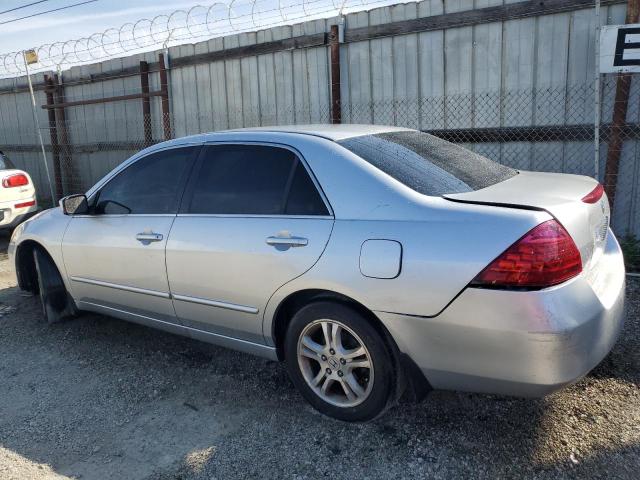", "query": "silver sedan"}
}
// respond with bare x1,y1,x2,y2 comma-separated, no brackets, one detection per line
9,125,625,422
